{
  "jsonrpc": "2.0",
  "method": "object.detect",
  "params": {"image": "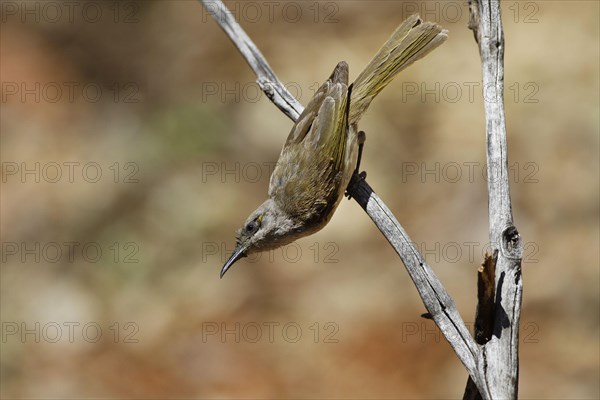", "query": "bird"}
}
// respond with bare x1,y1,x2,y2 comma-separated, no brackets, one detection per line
221,14,447,277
